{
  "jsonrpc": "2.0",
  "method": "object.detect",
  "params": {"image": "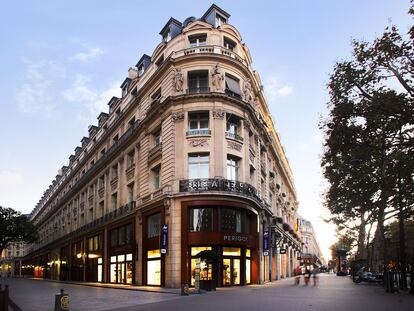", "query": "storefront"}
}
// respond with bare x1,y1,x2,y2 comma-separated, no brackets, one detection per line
86,233,103,282
108,222,135,284
181,200,259,287
143,211,164,286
